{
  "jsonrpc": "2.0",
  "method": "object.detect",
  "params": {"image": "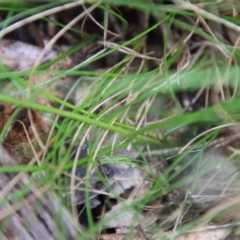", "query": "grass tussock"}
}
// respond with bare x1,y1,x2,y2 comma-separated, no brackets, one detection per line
1,1,240,239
